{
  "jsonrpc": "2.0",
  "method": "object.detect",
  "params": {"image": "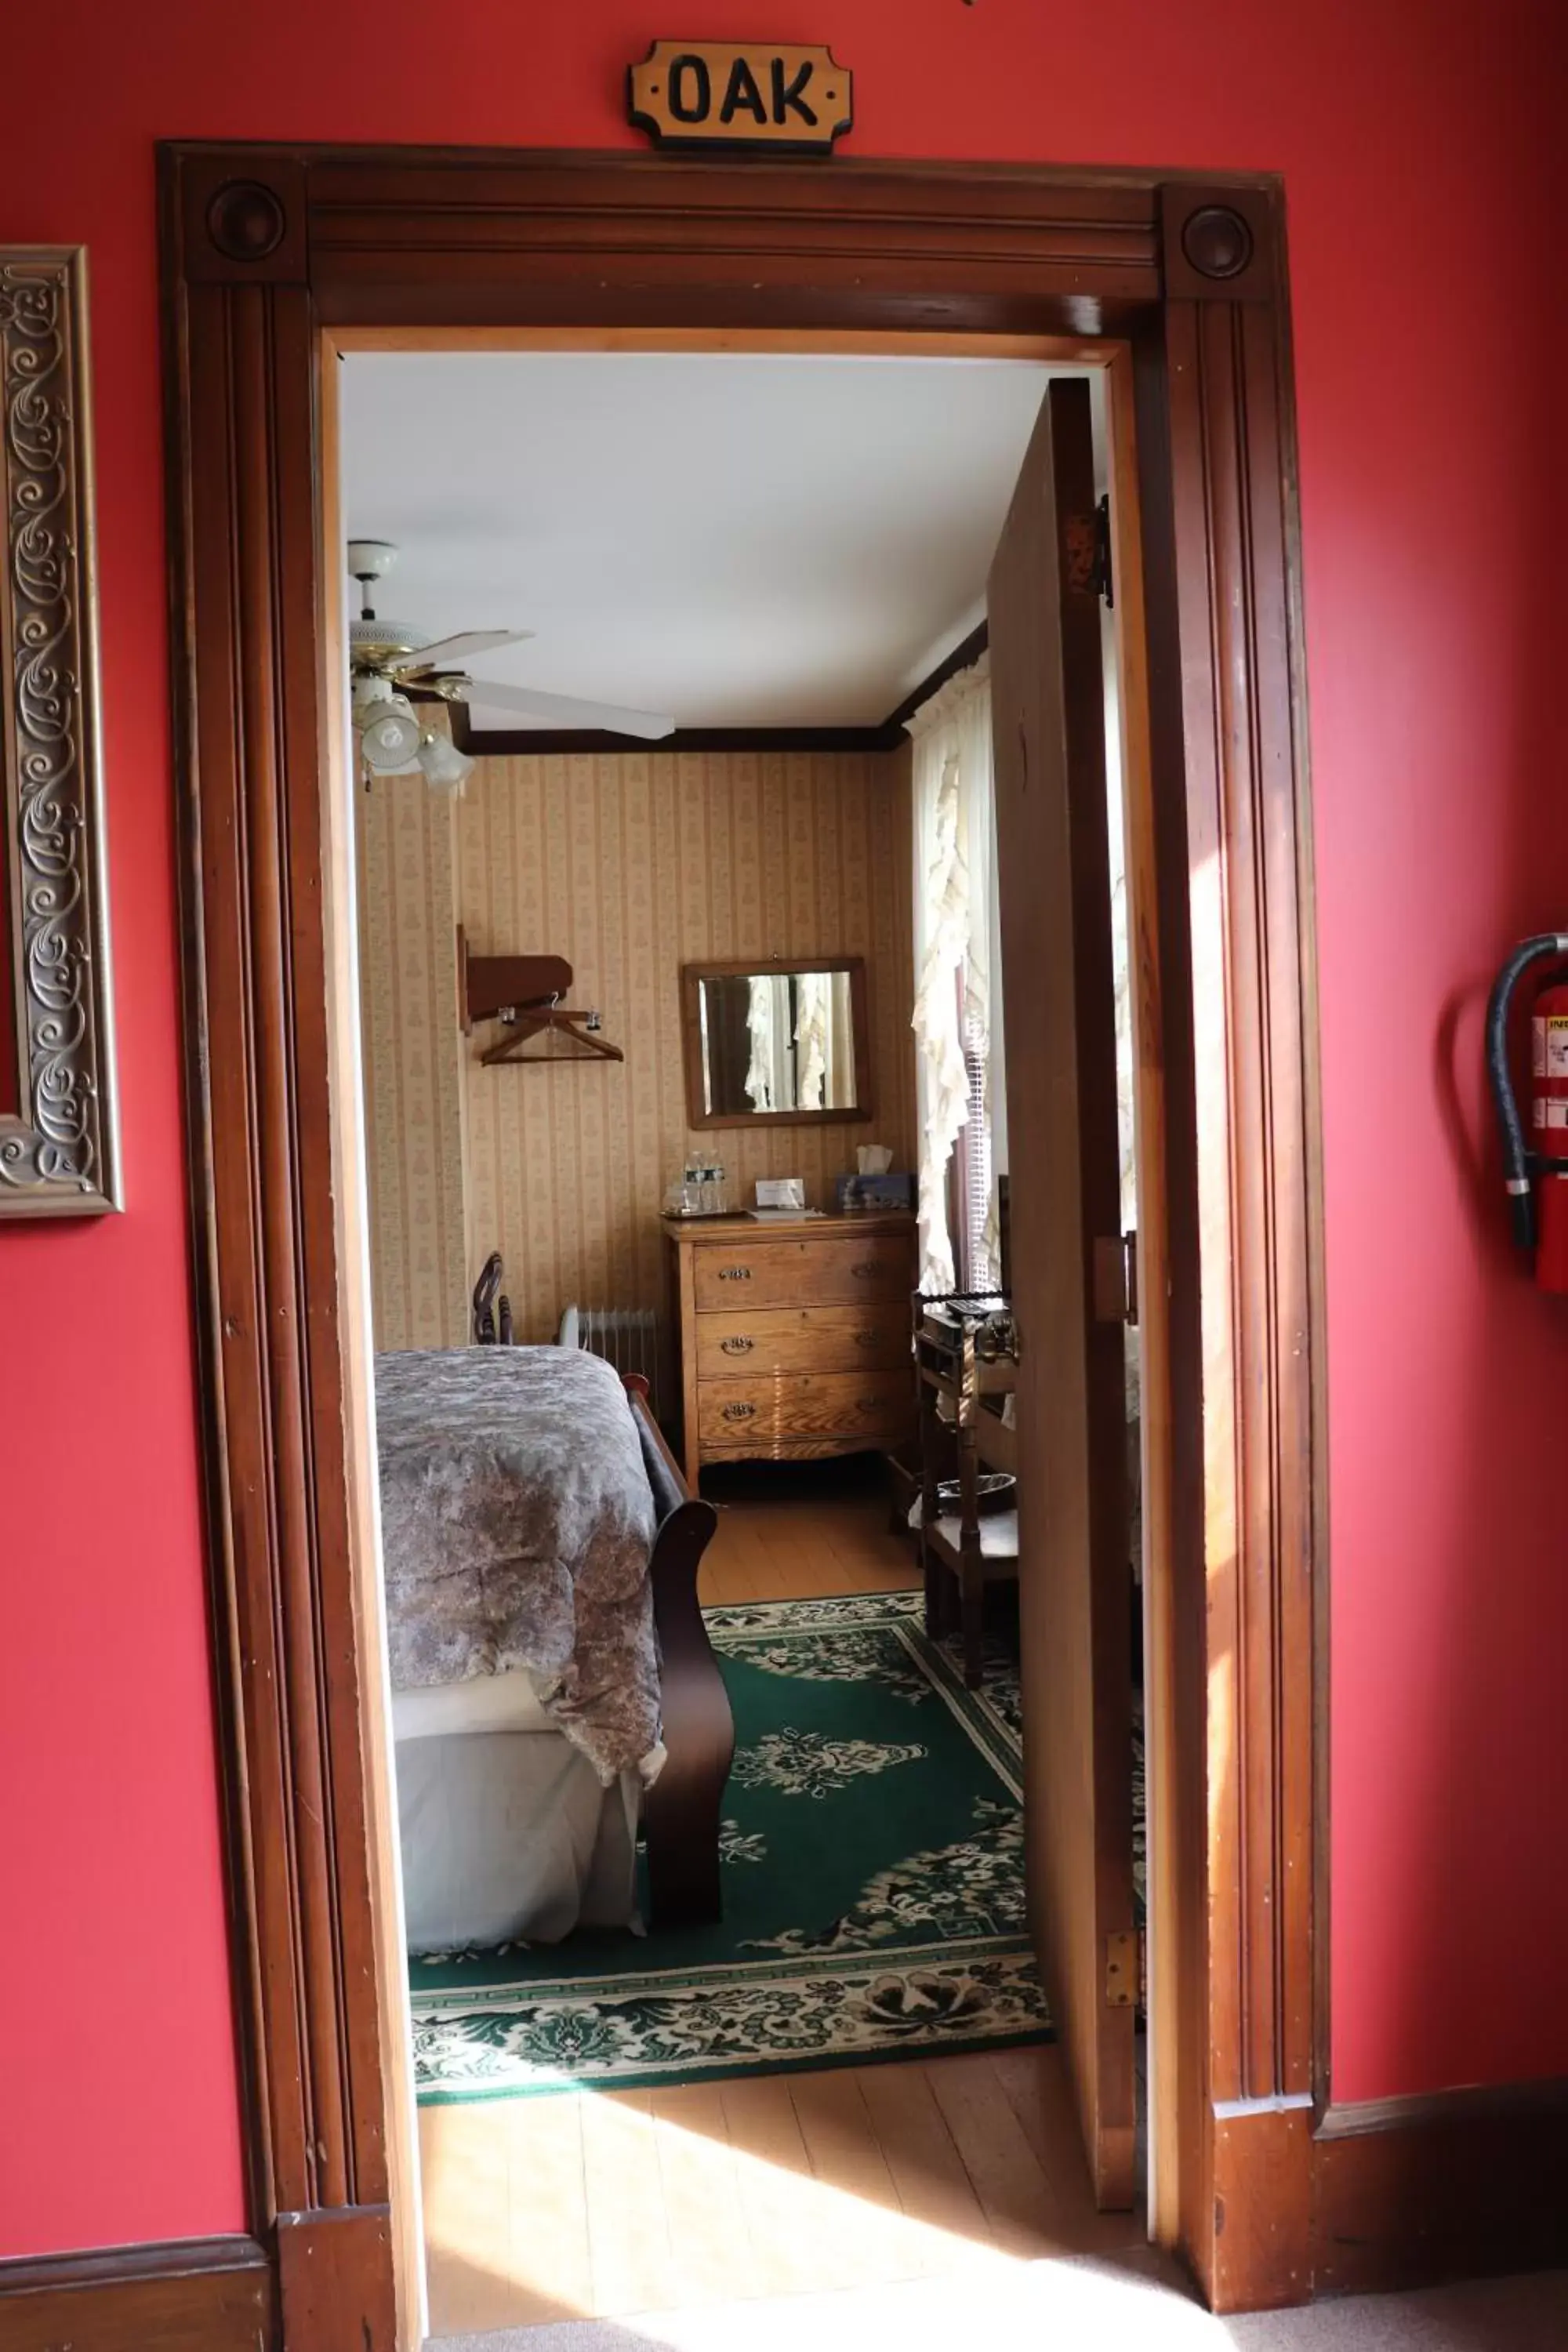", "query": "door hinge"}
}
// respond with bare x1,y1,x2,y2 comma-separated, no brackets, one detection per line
1092,1231,1138,1327
1105,1929,1142,2008
1094,494,1114,608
